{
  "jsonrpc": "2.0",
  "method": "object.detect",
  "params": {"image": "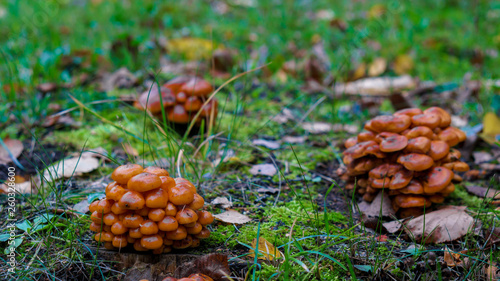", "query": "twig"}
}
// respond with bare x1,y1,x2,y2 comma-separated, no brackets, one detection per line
176,149,184,178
